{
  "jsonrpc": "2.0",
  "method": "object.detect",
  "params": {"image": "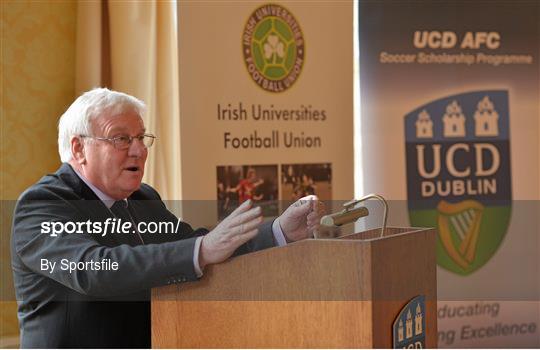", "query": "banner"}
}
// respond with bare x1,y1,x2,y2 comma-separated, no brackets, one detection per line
358,1,539,347
177,1,353,227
